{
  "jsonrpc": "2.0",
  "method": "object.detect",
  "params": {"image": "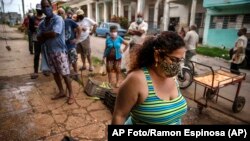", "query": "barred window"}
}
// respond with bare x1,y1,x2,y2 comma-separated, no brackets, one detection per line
195,13,205,28
243,14,250,23
210,15,237,29
210,14,250,32
242,14,250,33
